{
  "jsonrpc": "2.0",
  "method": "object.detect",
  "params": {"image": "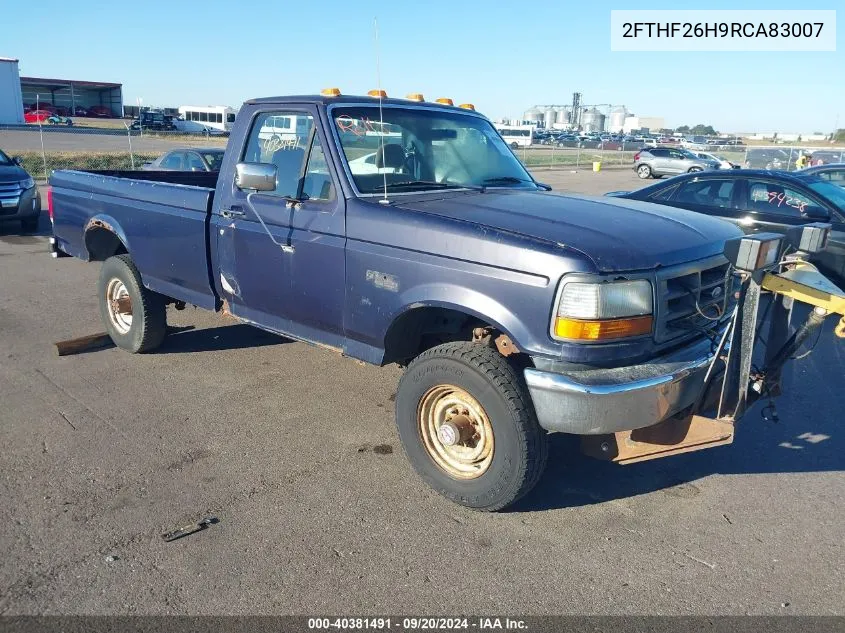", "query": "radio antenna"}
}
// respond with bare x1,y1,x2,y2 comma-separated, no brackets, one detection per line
374,17,389,204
